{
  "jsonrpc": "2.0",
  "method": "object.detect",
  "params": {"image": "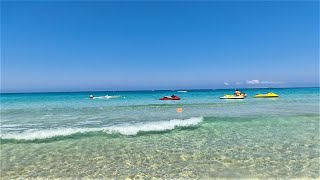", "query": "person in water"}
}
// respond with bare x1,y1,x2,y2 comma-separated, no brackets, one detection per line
90,95,94,99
